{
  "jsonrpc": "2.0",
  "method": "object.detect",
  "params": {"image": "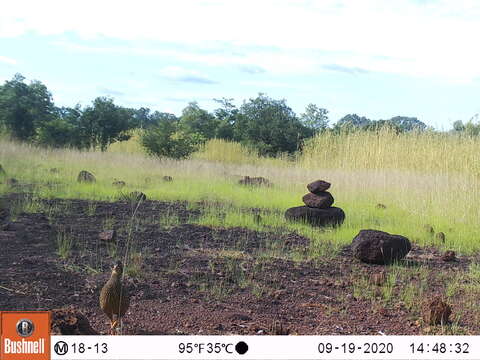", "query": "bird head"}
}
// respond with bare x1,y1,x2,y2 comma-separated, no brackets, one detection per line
112,261,124,275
